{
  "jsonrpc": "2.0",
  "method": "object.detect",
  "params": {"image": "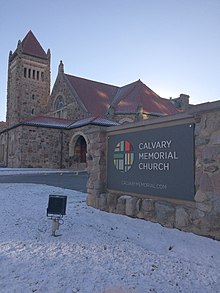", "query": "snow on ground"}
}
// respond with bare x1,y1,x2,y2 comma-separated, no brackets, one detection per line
0,182,220,293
